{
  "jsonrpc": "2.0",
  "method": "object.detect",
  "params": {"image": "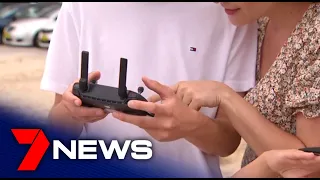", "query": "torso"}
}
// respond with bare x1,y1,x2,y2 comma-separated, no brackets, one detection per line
242,3,320,167
259,22,290,78
70,2,258,177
